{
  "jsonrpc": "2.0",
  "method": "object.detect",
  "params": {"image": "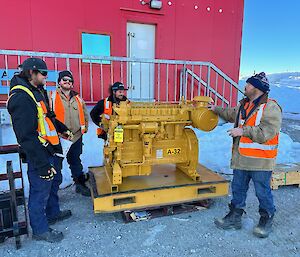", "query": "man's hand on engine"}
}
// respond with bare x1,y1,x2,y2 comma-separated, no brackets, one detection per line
207,103,216,112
